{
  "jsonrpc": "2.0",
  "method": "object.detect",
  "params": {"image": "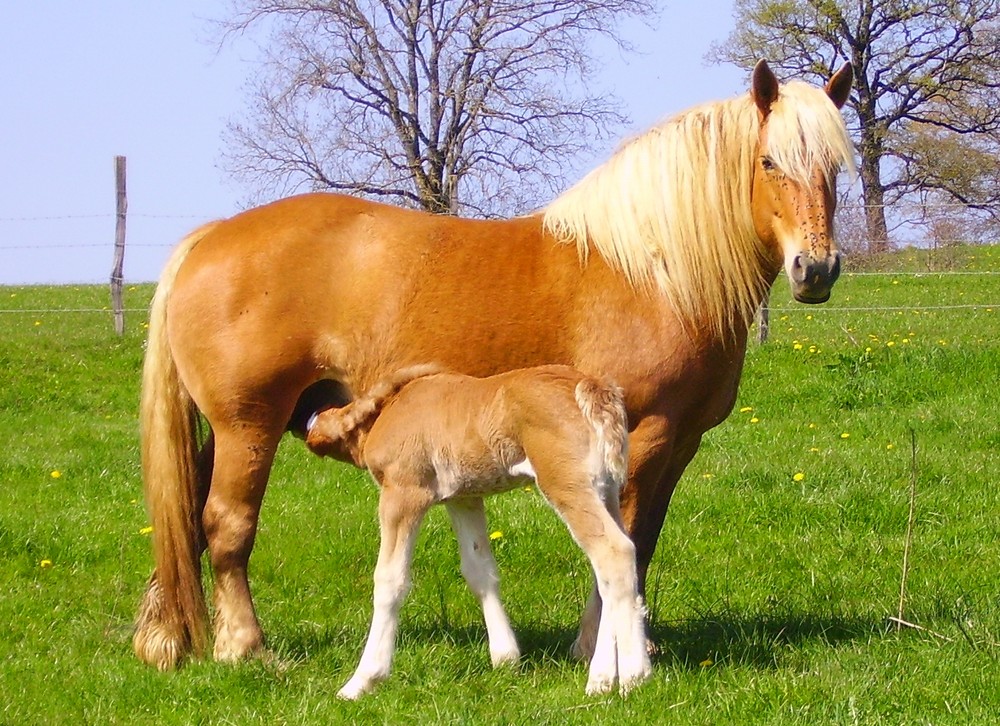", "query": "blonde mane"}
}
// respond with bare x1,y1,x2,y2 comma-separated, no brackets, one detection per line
542,80,855,337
